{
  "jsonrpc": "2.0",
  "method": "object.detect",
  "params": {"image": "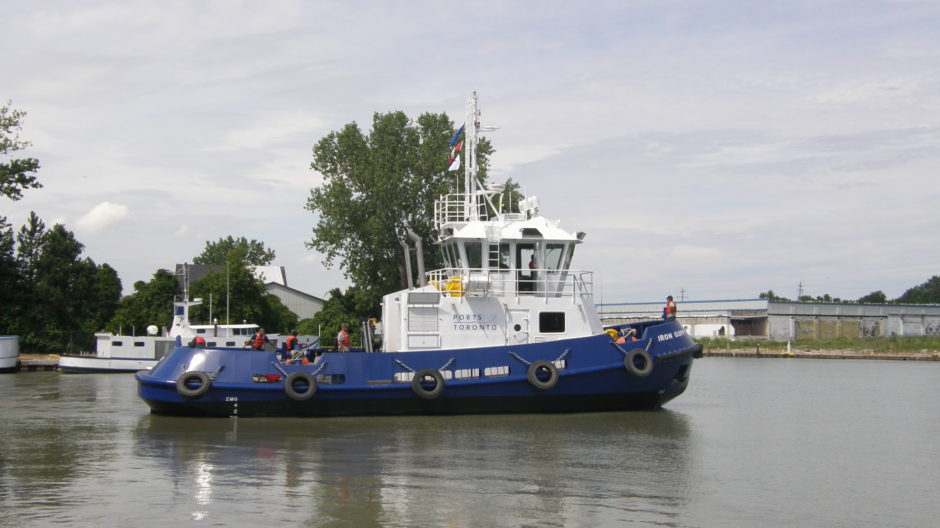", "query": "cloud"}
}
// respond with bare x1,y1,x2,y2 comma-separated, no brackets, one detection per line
76,201,129,233
2,1,939,303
